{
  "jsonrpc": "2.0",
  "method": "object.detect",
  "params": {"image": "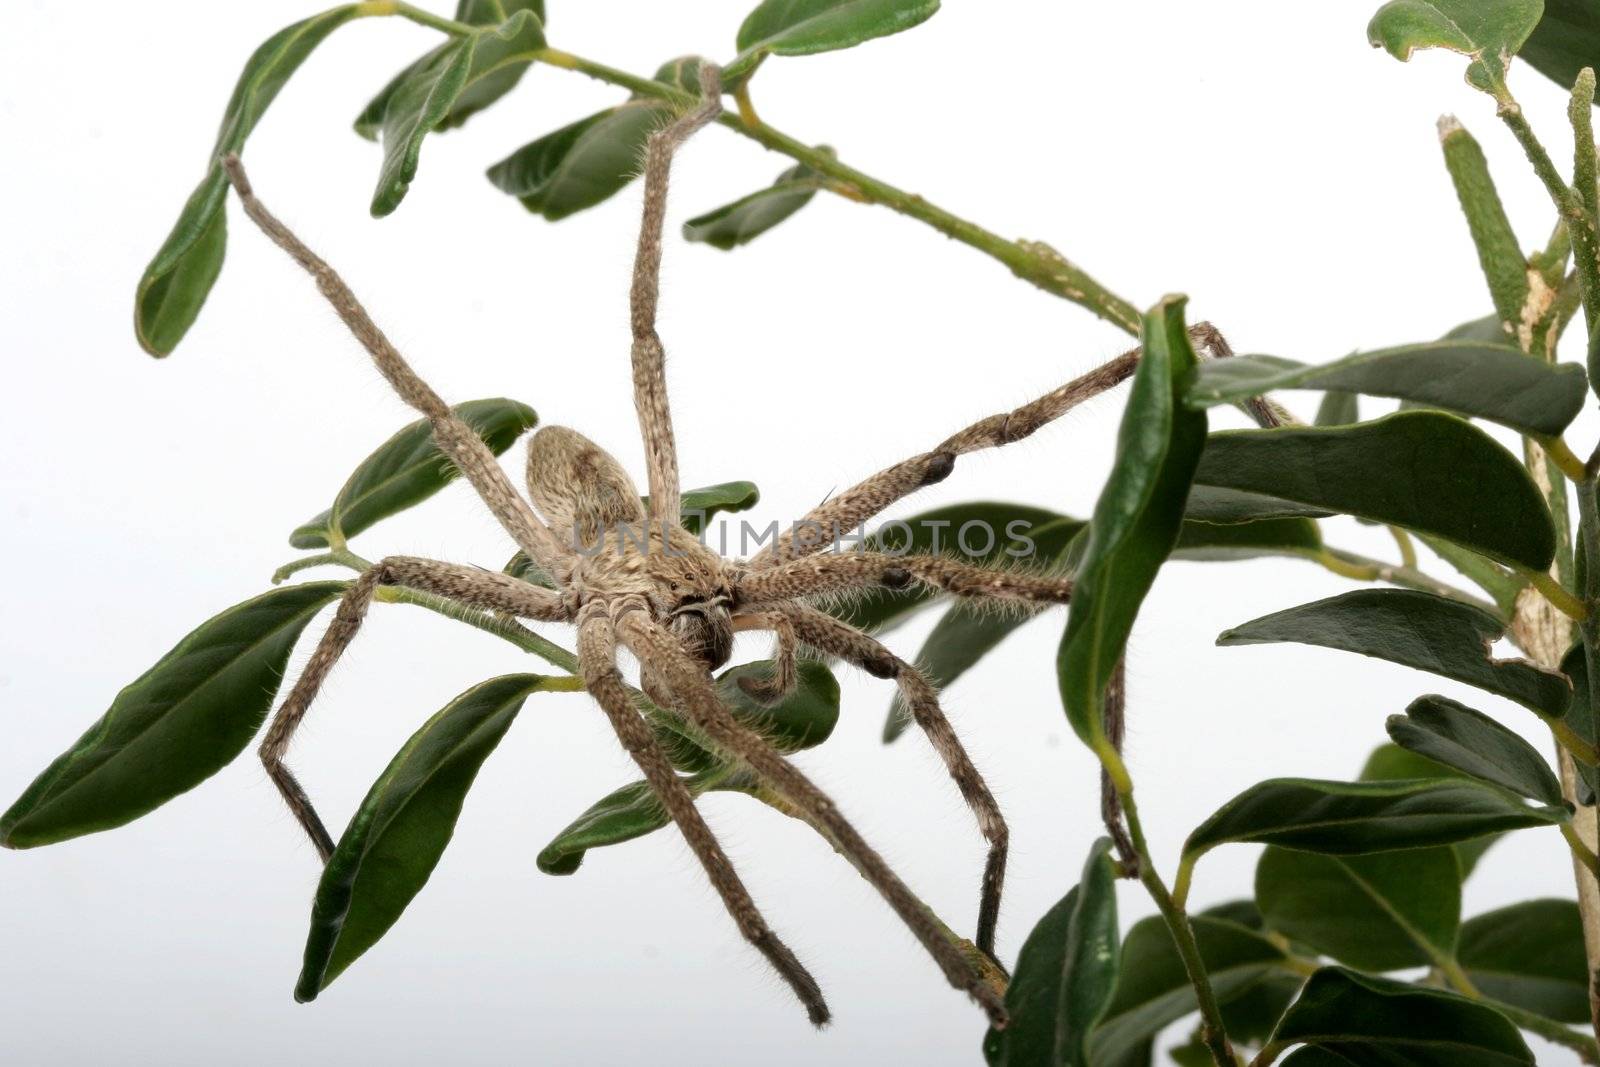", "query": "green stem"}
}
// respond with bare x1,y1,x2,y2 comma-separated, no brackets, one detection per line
1316,547,1499,613
1389,526,1418,570
1565,822,1600,881
390,1,474,35
1487,995,1600,1064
